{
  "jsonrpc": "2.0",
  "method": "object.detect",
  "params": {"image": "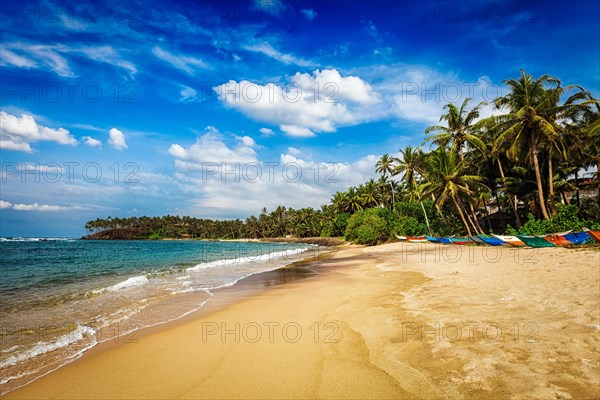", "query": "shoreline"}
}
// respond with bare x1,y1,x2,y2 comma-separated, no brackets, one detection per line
0,244,342,396
3,243,599,399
